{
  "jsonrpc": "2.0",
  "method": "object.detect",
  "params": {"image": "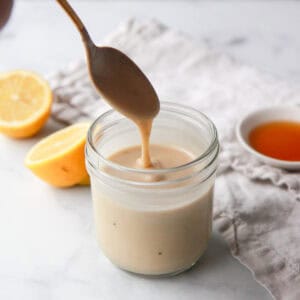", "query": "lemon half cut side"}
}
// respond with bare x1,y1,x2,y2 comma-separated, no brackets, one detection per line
25,123,90,187
0,70,53,138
